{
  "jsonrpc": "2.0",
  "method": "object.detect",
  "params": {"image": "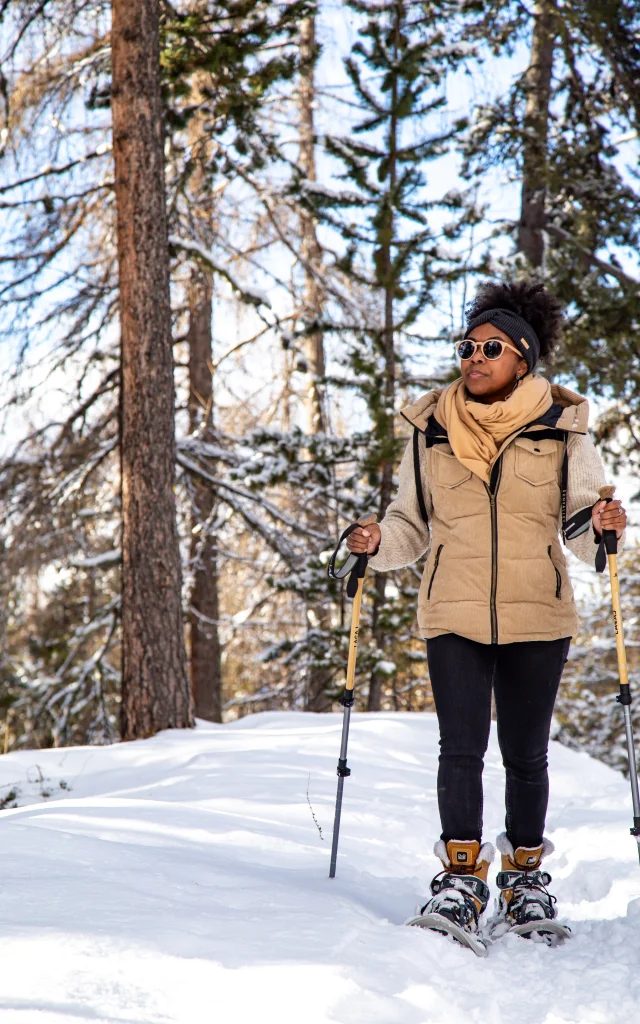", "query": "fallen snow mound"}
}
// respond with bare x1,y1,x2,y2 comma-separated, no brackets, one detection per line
0,711,639,1024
